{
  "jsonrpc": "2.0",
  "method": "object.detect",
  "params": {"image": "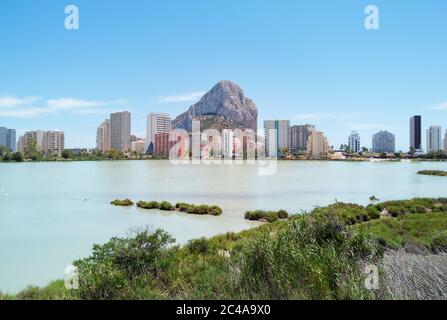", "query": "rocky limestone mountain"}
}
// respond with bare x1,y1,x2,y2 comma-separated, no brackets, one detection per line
172,80,258,132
